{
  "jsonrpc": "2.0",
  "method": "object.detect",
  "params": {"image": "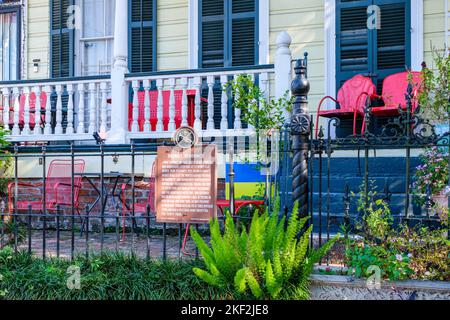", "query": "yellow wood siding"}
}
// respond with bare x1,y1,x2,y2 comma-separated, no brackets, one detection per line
26,0,50,80
269,0,324,110
424,0,446,63
157,0,189,71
